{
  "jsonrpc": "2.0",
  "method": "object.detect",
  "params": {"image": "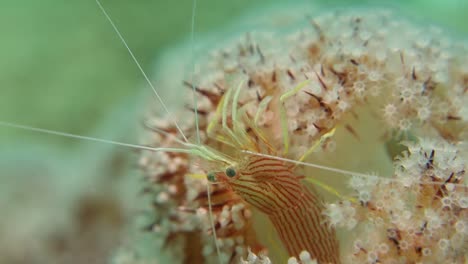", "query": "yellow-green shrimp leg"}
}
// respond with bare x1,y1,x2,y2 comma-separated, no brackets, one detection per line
186,173,208,180
279,80,311,155
251,95,275,151
207,80,257,150
304,176,358,203
254,96,273,125
230,80,257,149
298,127,336,163
206,86,239,147
207,91,234,147
231,80,244,131
222,87,238,142
295,128,356,203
